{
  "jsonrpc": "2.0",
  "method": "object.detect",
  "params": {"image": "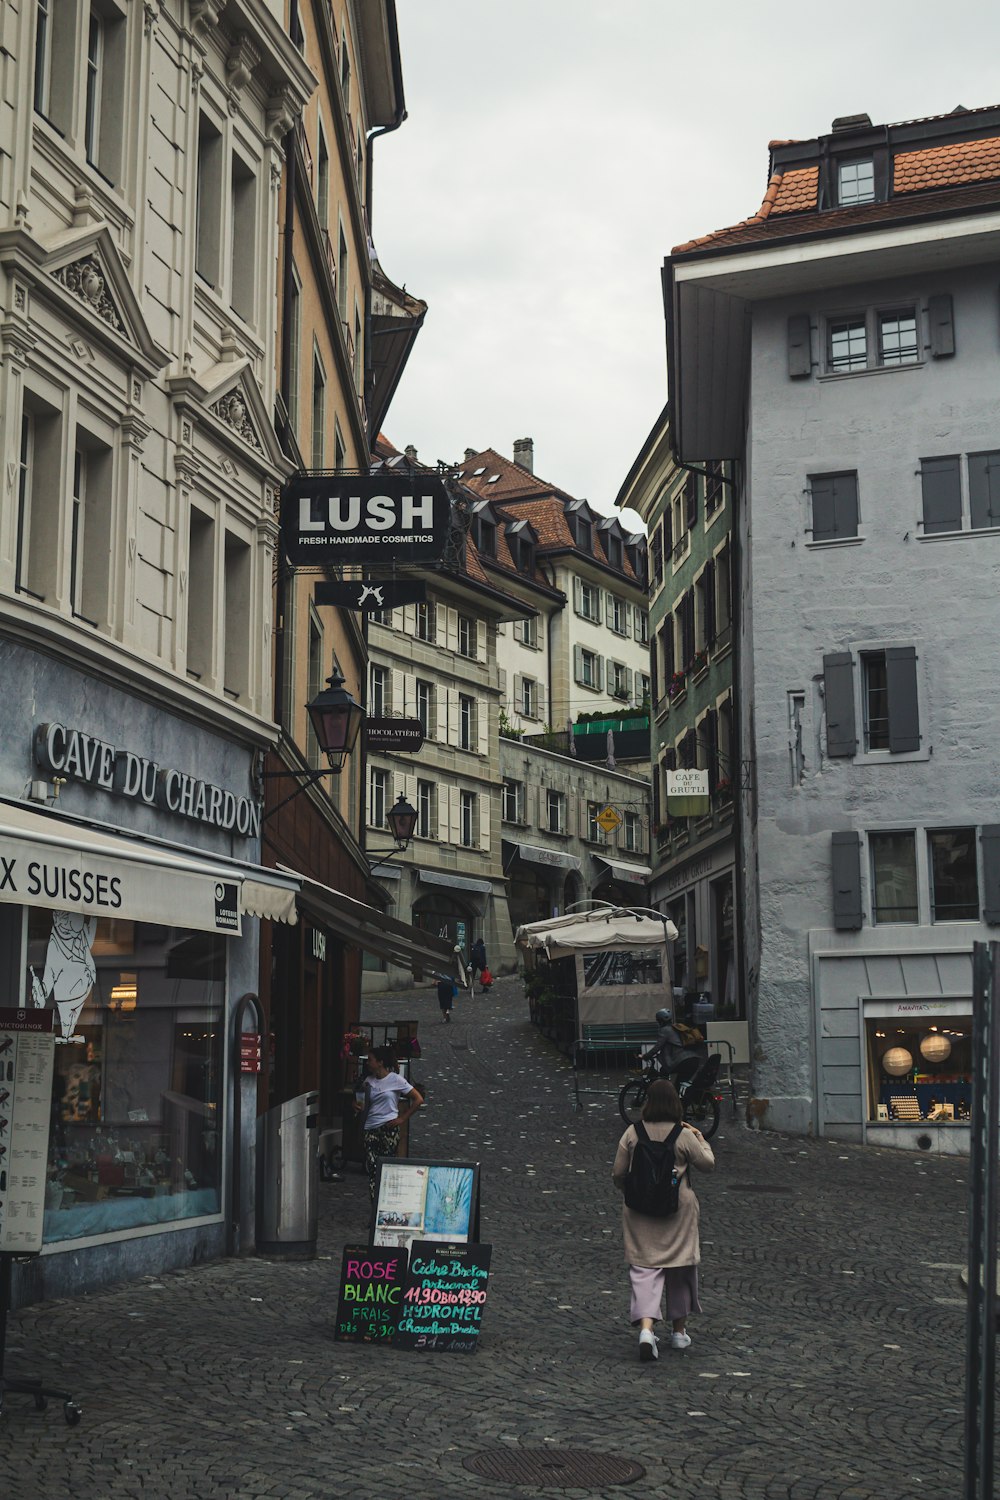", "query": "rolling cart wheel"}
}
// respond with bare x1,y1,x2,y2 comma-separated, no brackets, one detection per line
64,1401,82,1426
34,1393,47,1412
